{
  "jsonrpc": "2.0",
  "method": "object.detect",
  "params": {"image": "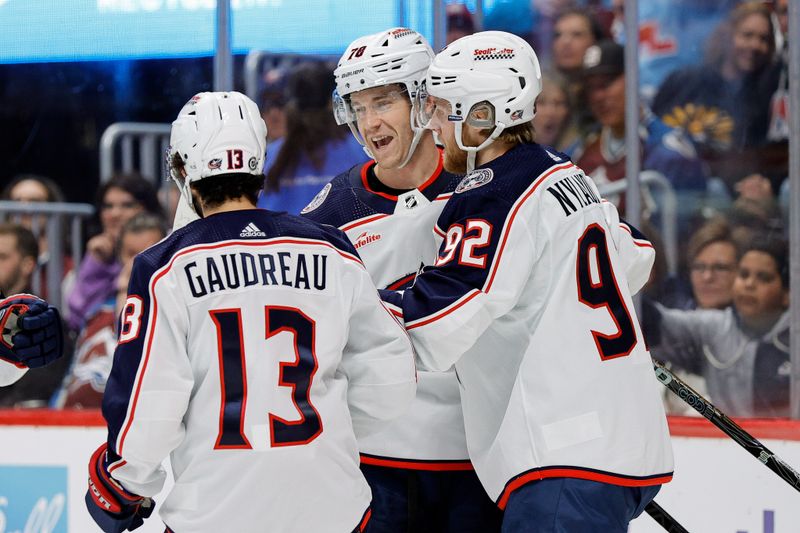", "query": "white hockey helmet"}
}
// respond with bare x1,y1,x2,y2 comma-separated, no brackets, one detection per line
415,31,542,171
333,27,434,167
167,91,267,215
